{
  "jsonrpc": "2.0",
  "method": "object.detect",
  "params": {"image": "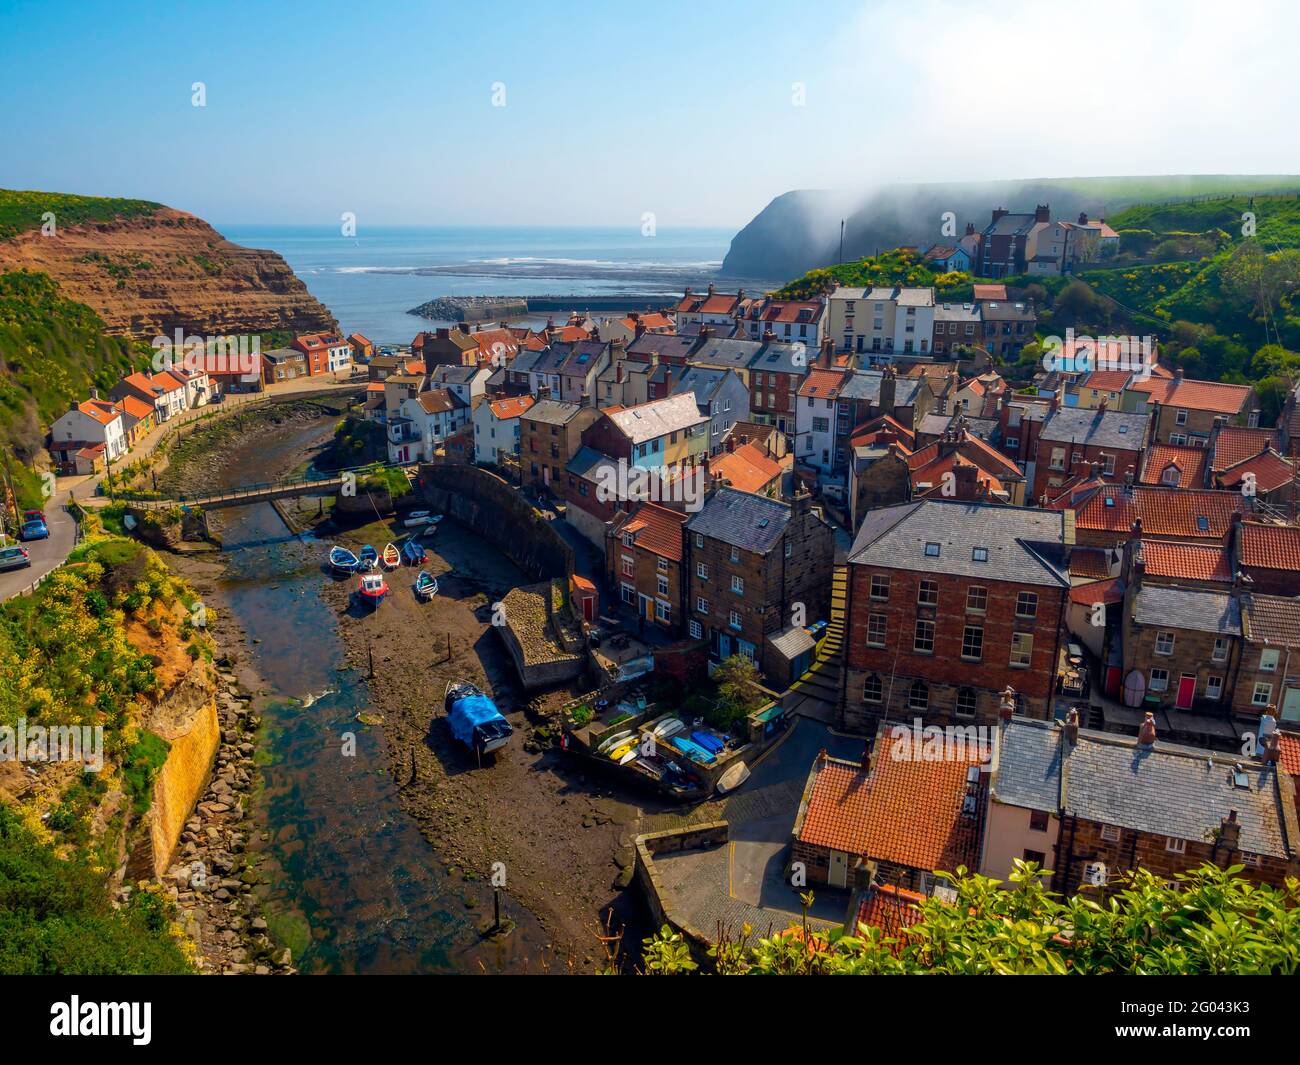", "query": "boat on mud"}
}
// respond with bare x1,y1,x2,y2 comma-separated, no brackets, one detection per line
381,543,401,569
329,545,360,573
357,571,388,608
403,509,443,529
444,681,513,759
414,572,438,600
358,544,379,570
401,538,426,565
